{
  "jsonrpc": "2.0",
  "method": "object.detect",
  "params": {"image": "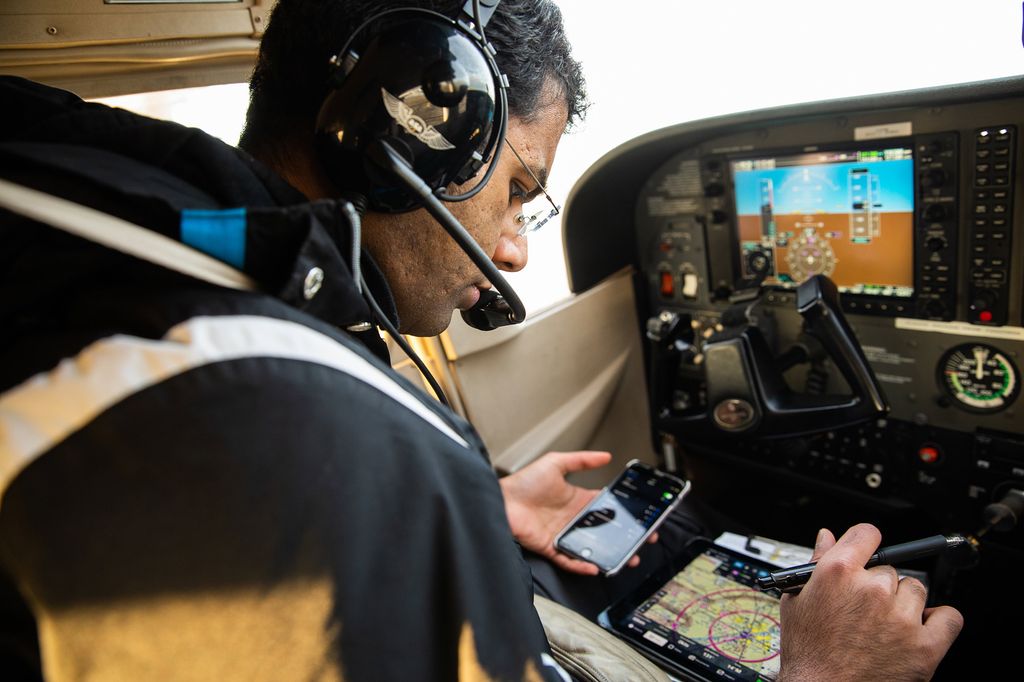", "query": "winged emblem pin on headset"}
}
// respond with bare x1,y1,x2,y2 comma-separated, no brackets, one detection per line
382,87,456,150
